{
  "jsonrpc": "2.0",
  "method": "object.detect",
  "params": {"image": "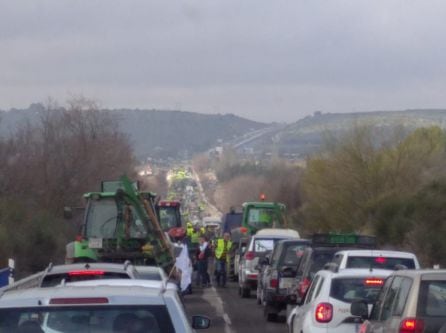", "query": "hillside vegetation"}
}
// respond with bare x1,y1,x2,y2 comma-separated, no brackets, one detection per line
0,104,266,159
207,124,446,267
